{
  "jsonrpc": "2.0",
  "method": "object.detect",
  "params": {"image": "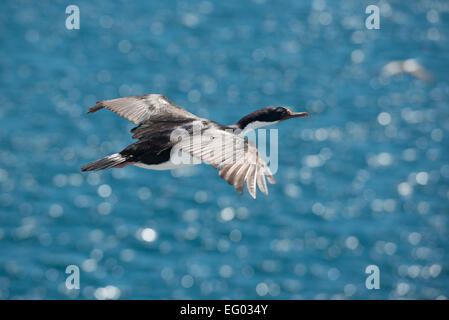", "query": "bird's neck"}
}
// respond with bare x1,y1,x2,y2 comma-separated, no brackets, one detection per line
233,116,278,136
